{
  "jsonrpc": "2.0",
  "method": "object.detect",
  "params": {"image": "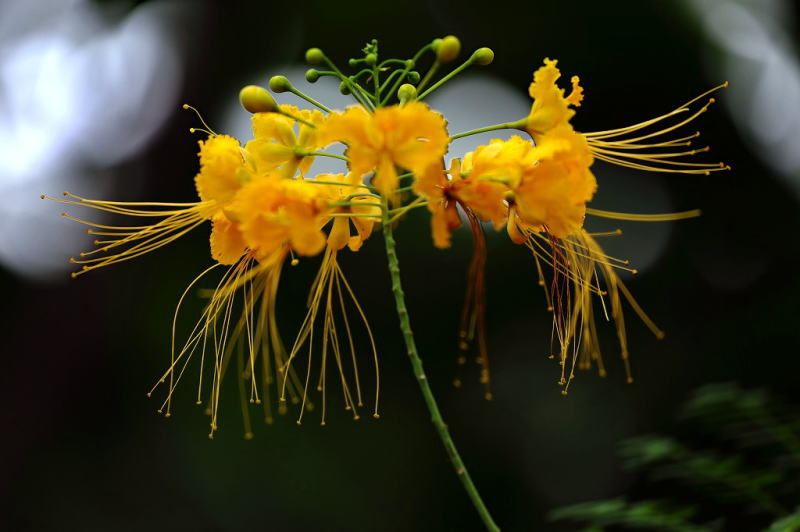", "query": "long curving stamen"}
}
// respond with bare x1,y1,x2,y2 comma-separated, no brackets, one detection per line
584,83,730,175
